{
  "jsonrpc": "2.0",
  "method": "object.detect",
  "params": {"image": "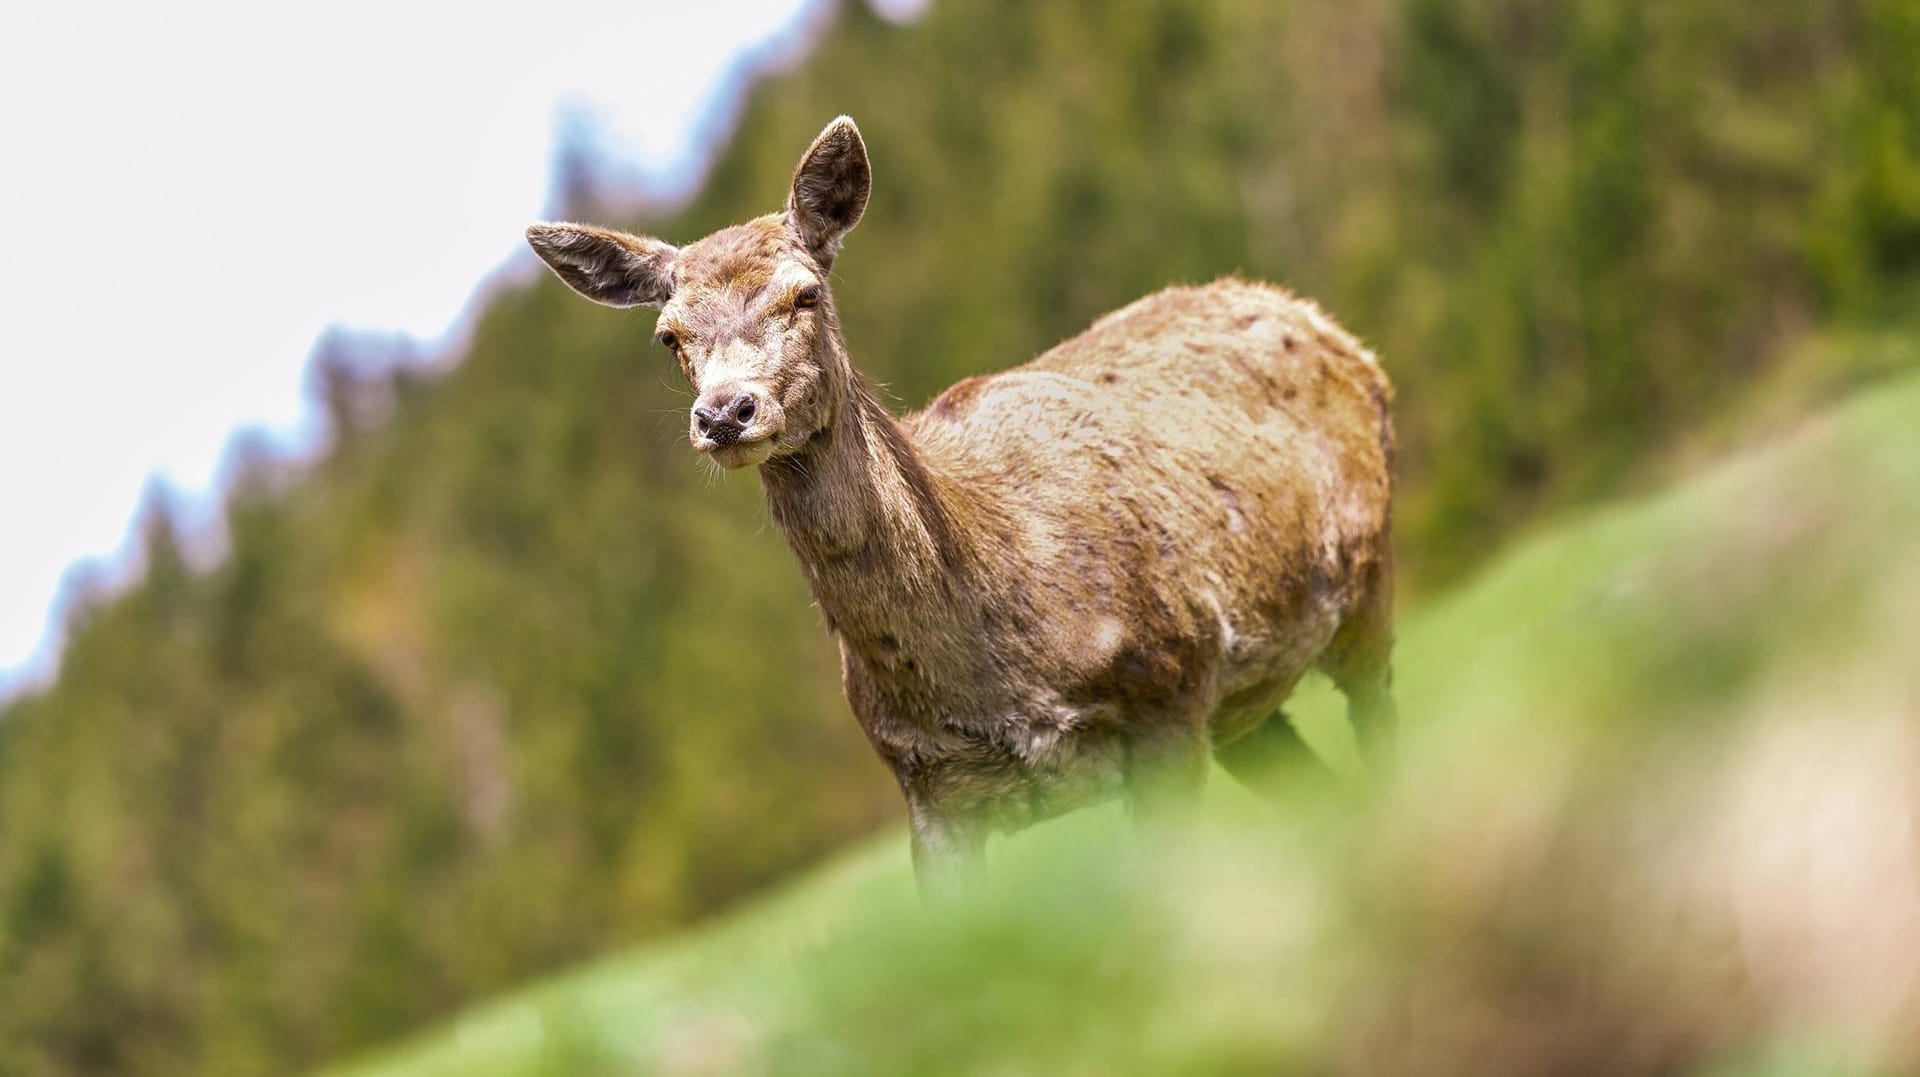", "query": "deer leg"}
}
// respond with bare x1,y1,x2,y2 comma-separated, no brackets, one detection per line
907,794,984,903
1123,724,1210,828
1213,709,1332,799
1338,675,1397,770
1323,553,1398,772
